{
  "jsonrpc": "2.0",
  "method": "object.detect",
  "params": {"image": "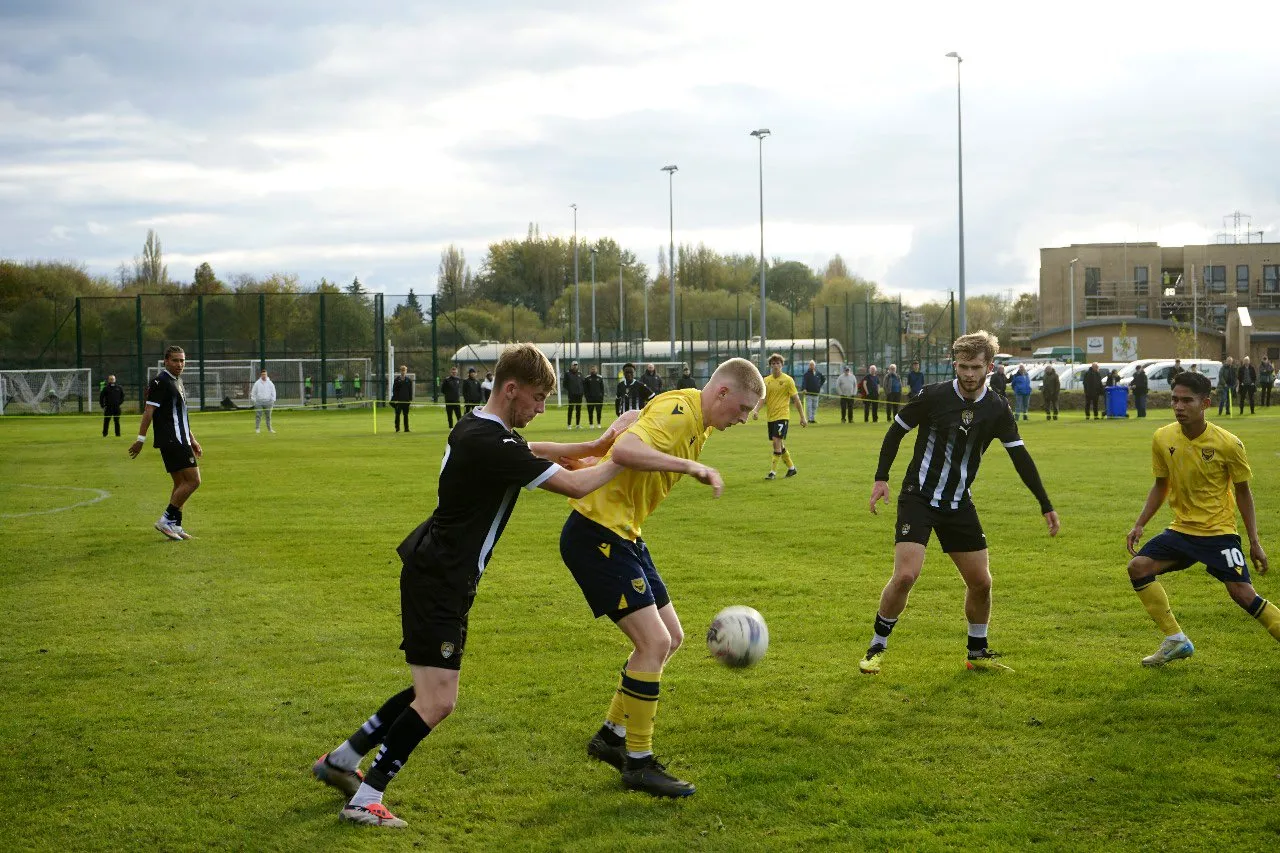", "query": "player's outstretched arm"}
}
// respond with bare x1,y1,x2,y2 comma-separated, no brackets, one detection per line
870,421,909,513
1126,478,1169,556
1005,444,1056,535
128,407,155,459
529,411,640,467
869,480,891,514
539,460,622,499
610,433,723,497
791,393,807,426
1234,481,1269,575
